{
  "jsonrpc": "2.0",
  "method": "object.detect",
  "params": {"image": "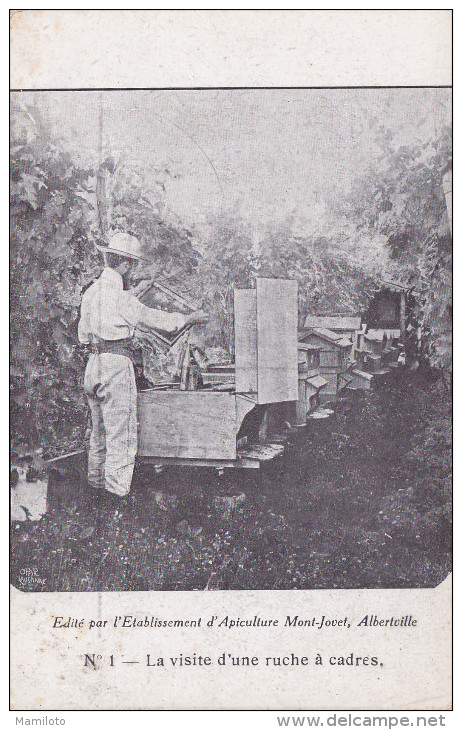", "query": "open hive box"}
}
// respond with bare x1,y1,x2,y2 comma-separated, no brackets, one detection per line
138,278,298,469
